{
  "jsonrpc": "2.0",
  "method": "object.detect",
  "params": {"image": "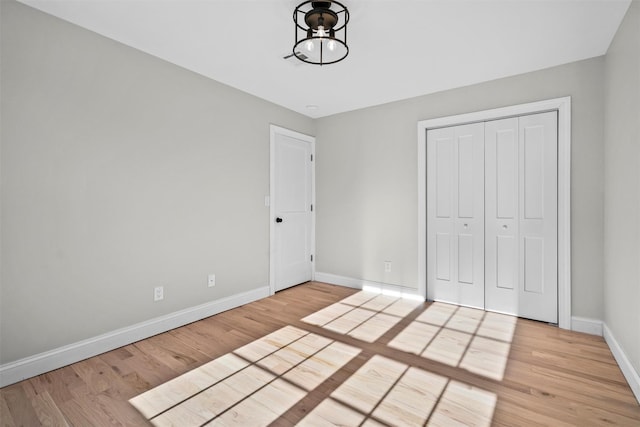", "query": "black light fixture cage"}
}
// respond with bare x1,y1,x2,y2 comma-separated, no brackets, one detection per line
293,1,349,65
